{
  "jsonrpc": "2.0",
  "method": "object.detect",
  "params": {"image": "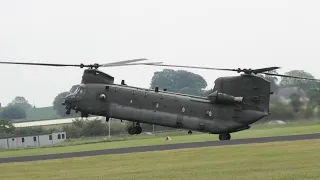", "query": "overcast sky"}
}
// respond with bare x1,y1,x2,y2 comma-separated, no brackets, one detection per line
0,0,319,107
